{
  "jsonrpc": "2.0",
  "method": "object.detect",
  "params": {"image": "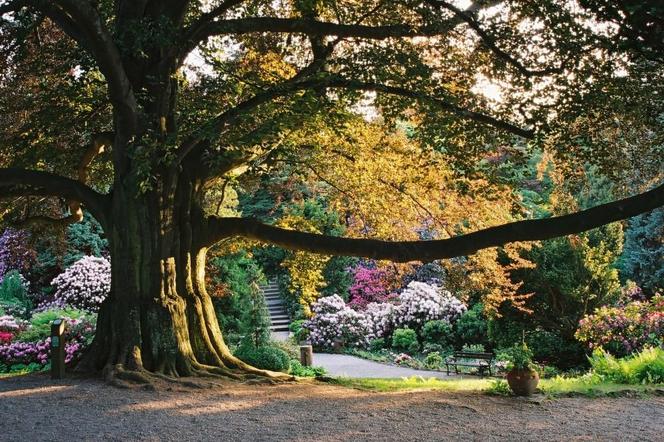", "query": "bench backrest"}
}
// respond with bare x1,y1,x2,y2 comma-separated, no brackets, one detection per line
453,352,494,360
